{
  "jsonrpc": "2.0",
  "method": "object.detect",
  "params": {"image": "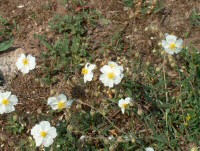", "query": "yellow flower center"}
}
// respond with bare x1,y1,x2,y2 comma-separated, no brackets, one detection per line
82,68,88,75
2,99,9,105
23,58,29,65
40,131,47,137
57,101,66,110
122,103,128,108
107,72,115,79
169,43,176,50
